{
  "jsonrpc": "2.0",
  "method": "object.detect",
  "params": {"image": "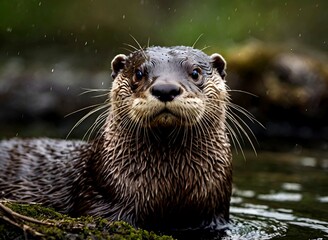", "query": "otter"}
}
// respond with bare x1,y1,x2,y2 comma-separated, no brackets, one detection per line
0,46,232,236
